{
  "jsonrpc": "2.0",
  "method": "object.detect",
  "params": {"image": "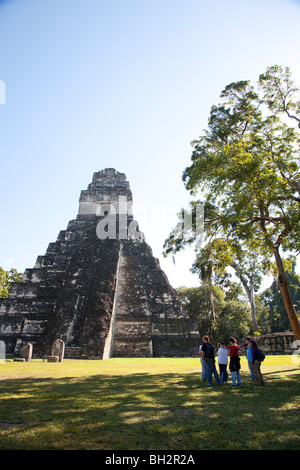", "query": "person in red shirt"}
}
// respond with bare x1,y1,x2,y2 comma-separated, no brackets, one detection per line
228,337,242,386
